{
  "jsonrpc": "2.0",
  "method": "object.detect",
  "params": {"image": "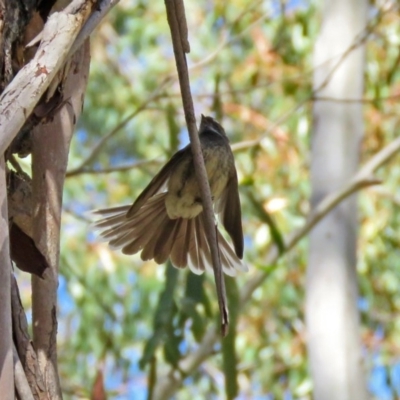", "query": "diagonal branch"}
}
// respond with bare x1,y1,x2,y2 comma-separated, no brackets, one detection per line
66,158,164,177
66,87,168,176
164,0,229,336
0,0,94,157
